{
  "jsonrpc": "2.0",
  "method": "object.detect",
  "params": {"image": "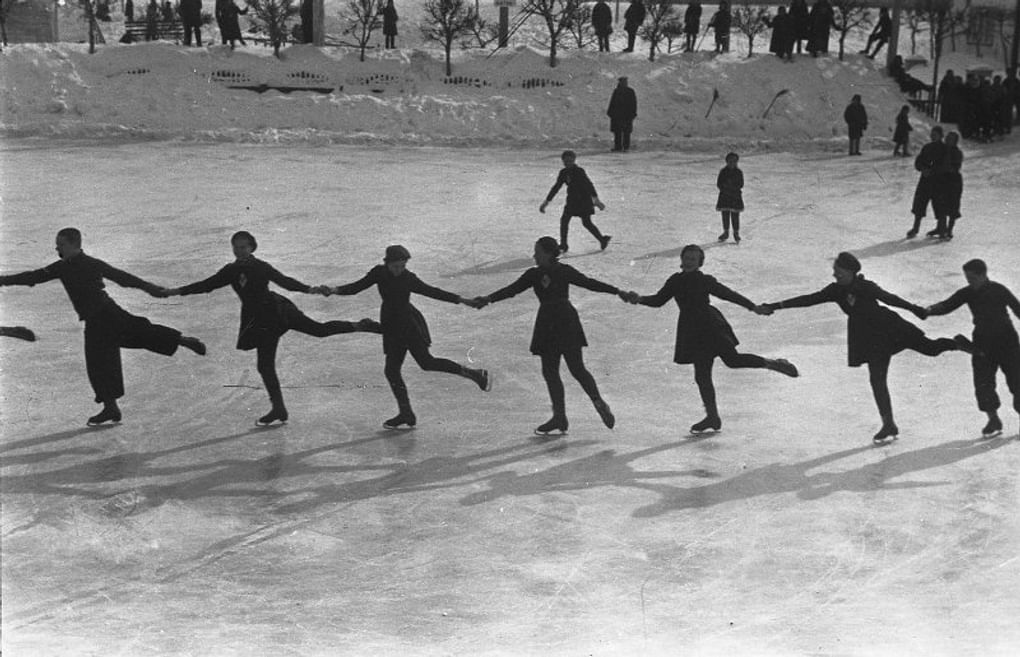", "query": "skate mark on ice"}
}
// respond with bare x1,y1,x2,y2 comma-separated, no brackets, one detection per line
0,426,115,455
852,238,947,261
443,257,534,278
